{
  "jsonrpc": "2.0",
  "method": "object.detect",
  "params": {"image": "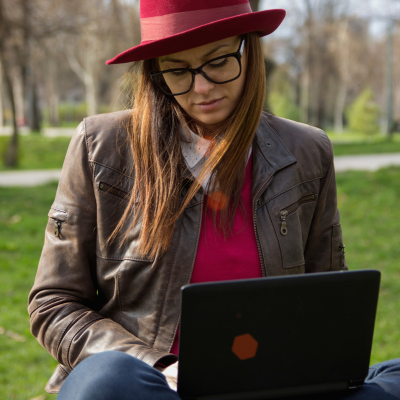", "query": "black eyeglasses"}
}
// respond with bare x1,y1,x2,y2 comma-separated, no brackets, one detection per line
150,37,245,96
